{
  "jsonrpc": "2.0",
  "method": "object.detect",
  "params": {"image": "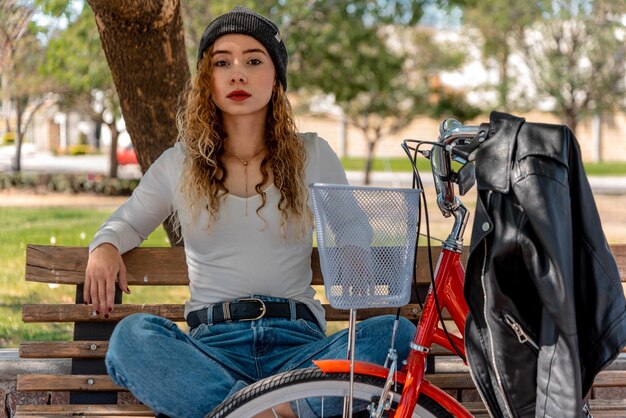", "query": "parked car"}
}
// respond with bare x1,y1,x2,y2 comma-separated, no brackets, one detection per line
116,144,139,165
